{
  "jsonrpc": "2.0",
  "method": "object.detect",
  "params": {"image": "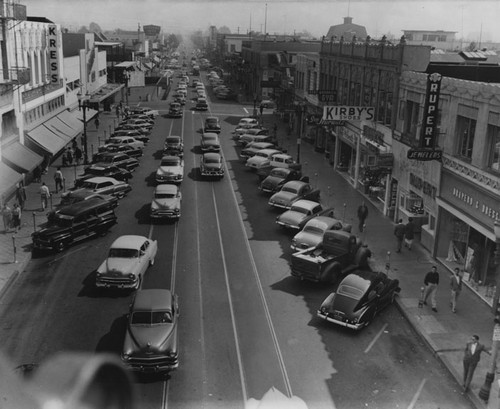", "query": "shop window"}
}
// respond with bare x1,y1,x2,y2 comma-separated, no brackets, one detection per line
404,100,420,139
487,124,500,172
456,115,476,160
